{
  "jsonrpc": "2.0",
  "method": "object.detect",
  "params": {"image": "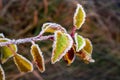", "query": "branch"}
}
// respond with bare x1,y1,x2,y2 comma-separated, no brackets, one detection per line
0,35,54,47
0,0,16,16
